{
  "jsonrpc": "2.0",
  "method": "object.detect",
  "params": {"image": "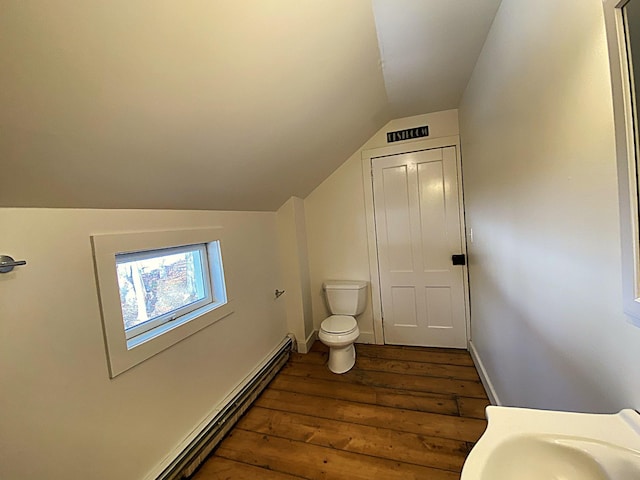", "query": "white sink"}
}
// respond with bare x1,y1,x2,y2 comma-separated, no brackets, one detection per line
461,406,640,480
